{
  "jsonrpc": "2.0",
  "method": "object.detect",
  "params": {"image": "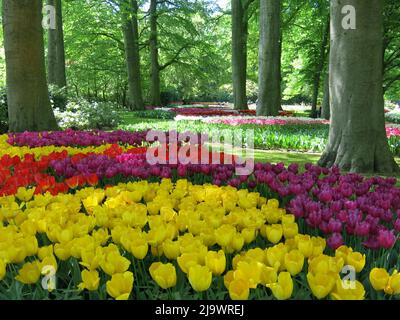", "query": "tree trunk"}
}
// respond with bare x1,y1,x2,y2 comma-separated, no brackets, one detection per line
321,69,330,120
257,0,281,116
149,0,161,106
318,0,398,174
122,0,144,110
231,0,248,110
311,15,330,118
3,0,58,132
47,0,67,88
